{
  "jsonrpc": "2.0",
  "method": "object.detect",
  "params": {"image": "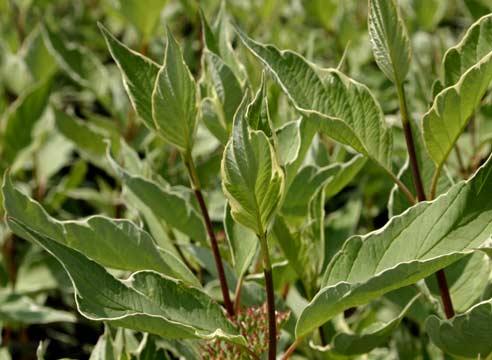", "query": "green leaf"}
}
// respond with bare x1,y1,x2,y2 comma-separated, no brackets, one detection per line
423,50,492,167
7,221,242,343
221,96,284,235
108,153,208,247
2,176,199,287
442,14,492,87
43,26,109,98
200,5,244,79
201,98,228,144
303,0,338,31
281,155,365,223
113,0,168,40
152,31,197,152
1,80,51,165
201,8,243,139
203,51,243,140
272,216,304,280
274,189,326,289
412,0,447,32
99,24,160,131
324,155,367,199
323,295,419,356
277,118,319,189
224,203,257,278
200,9,221,56
54,110,112,170
246,73,273,136
22,27,57,82
368,0,411,84
237,29,393,171
295,155,492,338
426,297,492,358
0,292,76,325
281,164,340,221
